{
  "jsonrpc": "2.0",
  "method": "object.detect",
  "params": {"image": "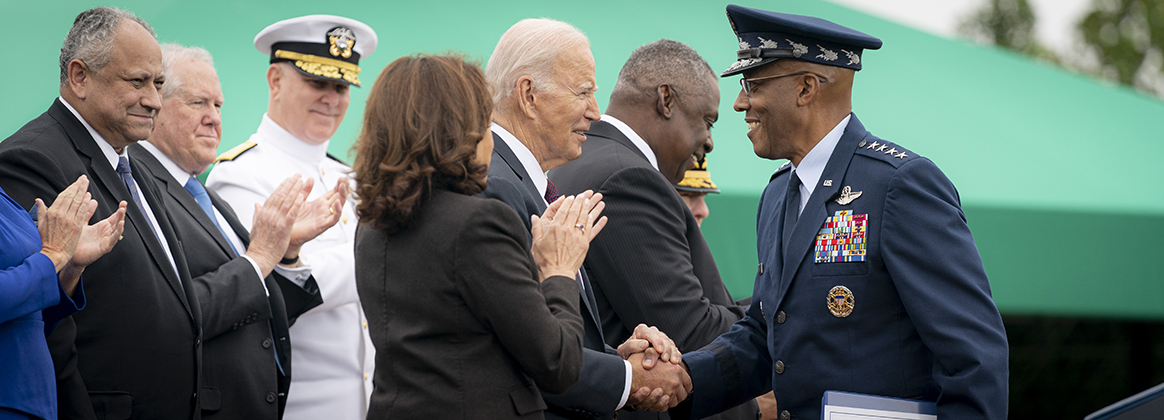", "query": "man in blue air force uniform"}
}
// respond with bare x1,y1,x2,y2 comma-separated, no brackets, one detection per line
675,5,1009,420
